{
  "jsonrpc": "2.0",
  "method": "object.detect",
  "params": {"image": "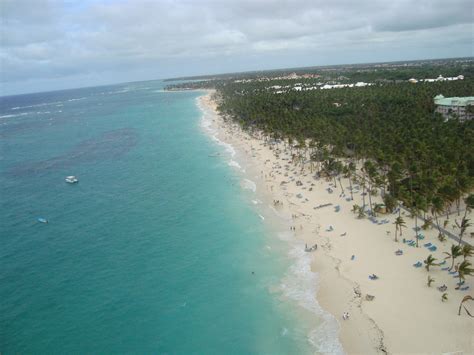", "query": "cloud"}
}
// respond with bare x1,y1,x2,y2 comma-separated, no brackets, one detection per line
0,0,472,95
